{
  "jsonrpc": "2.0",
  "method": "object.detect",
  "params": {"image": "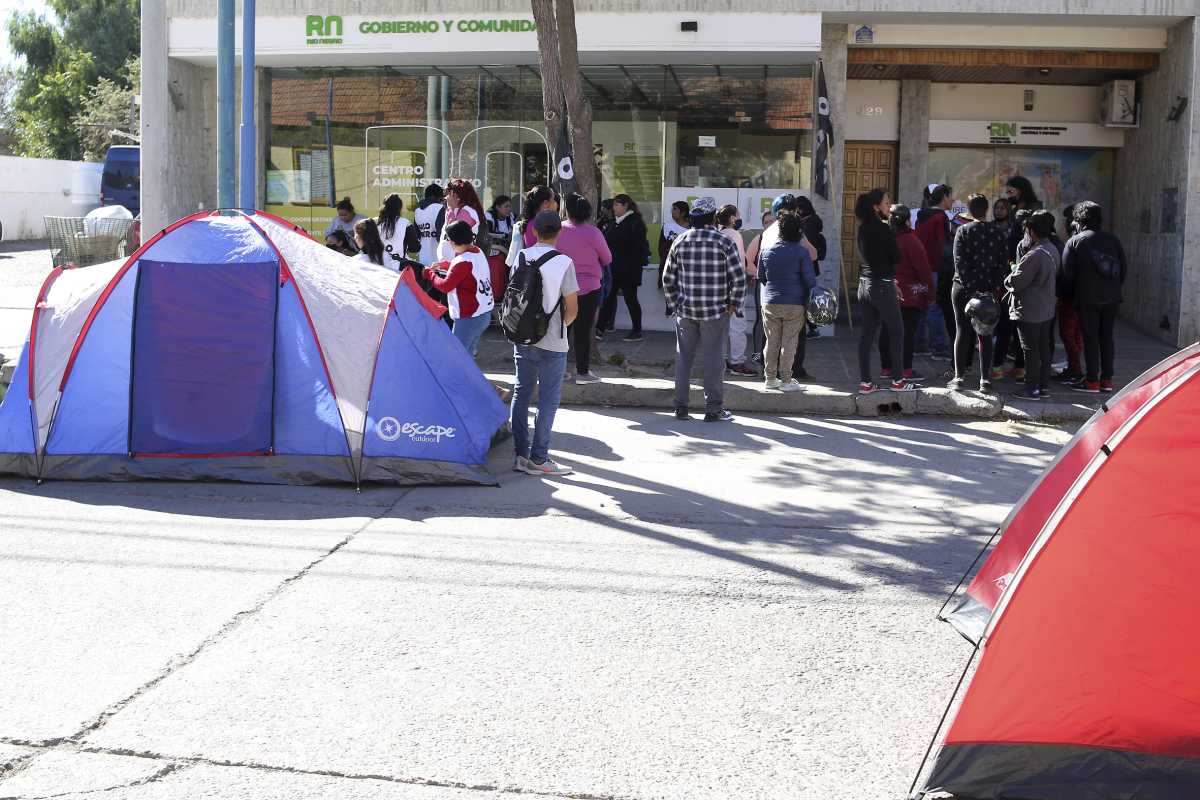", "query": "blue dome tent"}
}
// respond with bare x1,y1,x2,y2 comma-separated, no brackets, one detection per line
0,210,508,486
